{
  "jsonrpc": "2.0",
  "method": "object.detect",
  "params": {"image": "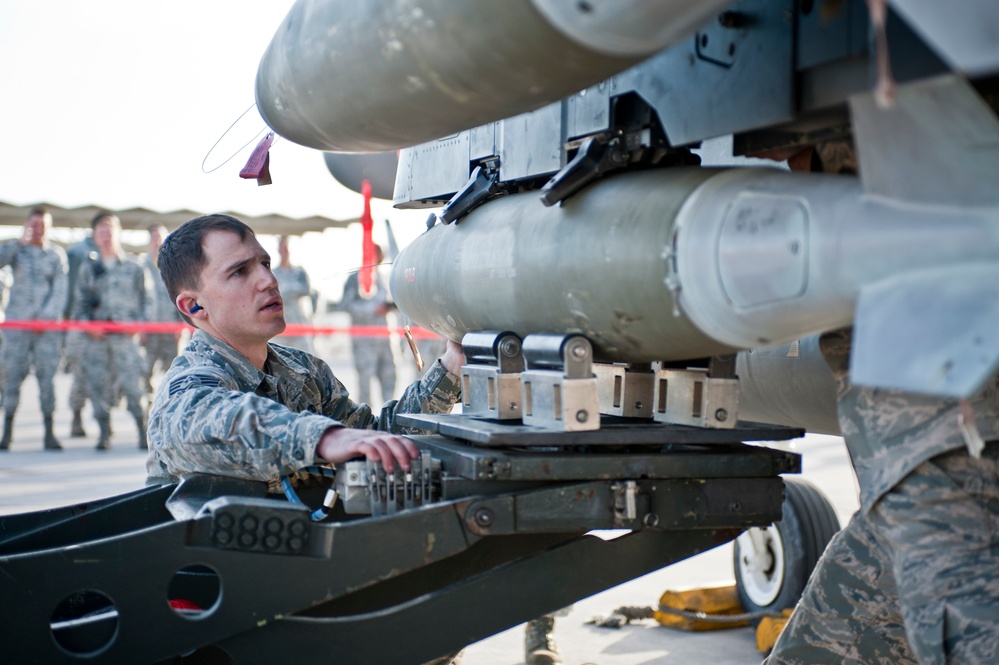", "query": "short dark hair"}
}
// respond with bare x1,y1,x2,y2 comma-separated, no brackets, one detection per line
158,214,255,325
91,210,117,229
28,205,50,219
